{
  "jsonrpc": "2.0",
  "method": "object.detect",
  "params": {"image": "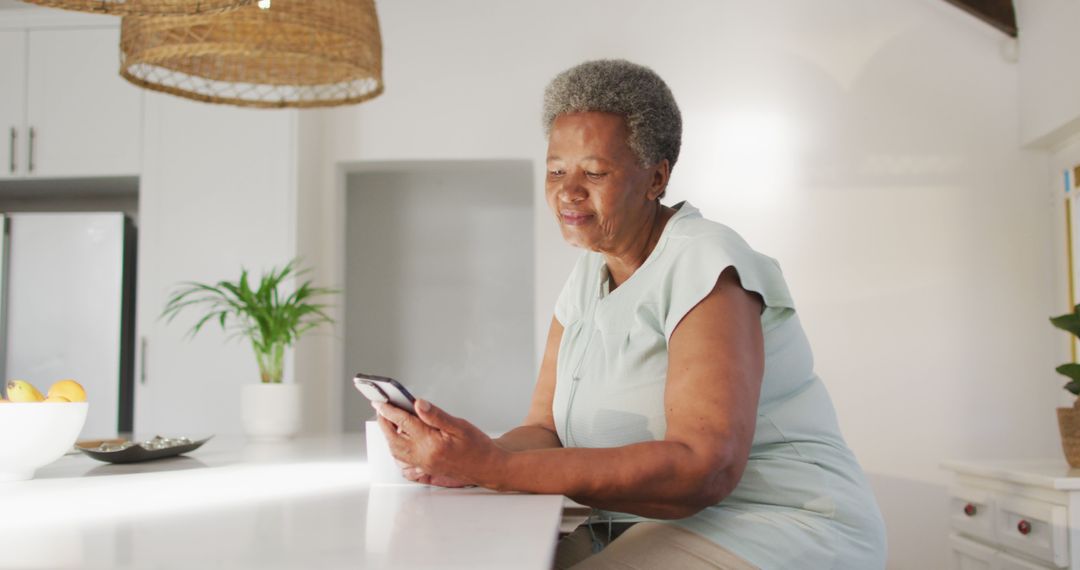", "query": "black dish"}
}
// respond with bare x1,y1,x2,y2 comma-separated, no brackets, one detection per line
78,436,213,464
